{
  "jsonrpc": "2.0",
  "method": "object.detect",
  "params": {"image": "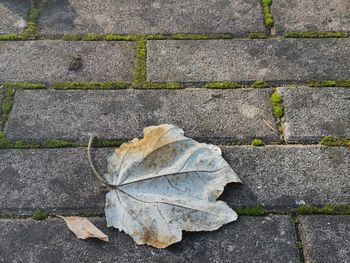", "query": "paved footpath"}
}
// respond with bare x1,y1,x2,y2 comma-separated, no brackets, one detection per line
0,1,350,262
